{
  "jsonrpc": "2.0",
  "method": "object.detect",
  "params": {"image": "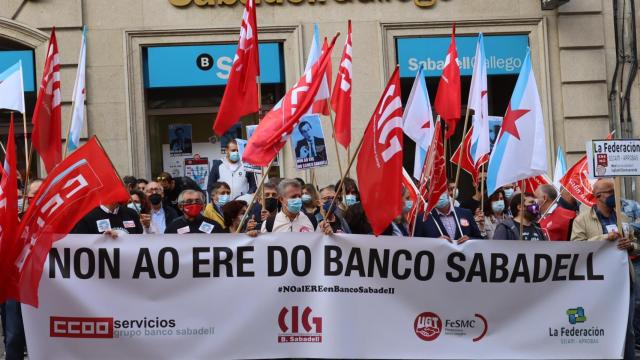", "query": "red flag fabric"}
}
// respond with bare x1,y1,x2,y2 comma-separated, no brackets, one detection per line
434,24,461,139
559,157,595,207
331,20,352,149
423,120,447,217
31,28,62,173
0,115,19,301
520,174,551,194
243,35,338,166
311,38,332,116
450,125,488,185
0,137,130,307
213,0,260,136
402,167,419,232
356,68,404,235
